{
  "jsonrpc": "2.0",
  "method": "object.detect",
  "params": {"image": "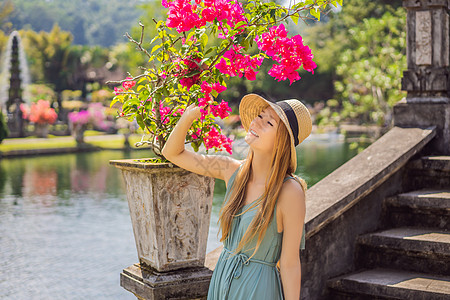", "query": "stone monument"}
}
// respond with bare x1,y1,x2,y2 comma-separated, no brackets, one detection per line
0,31,29,138
395,0,450,154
